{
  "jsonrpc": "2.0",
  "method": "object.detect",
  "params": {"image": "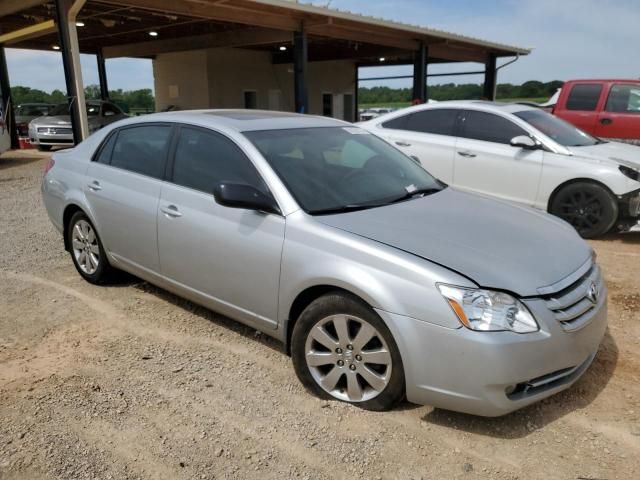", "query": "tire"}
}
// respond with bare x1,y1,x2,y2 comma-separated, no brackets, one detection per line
67,211,114,284
37,145,52,152
549,182,618,239
291,292,405,411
